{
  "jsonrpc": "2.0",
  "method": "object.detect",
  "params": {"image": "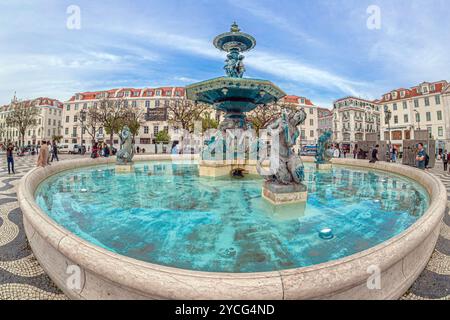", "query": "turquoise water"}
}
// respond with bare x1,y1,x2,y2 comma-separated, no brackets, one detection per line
35,162,429,273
